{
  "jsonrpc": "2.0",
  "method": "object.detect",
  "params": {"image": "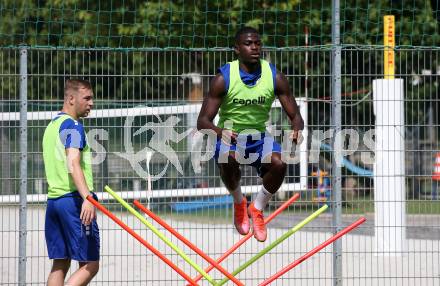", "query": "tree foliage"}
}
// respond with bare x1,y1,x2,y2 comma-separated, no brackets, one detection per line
0,0,438,129
1,0,438,49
